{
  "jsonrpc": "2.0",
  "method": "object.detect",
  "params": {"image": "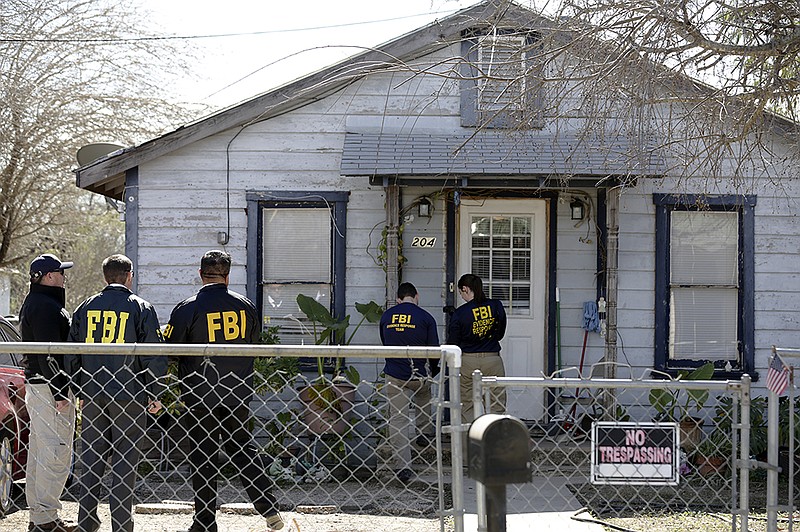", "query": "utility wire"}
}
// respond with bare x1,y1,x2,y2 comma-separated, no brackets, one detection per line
0,9,457,44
